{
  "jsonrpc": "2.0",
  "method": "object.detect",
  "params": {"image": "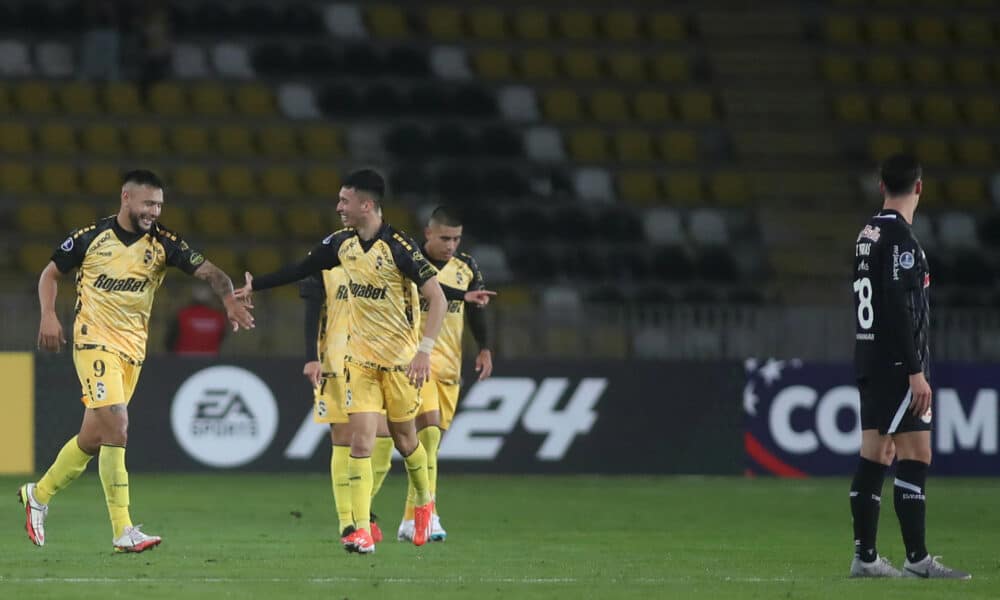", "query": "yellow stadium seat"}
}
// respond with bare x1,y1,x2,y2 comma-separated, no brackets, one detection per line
946,176,986,209
158,205,192,234
911,17,951,46
257,127,298,159
955,138,995,166
304,167,341,197
542,89,583,121
190,83,230,116
604,11,640,41
825,15,860,44
709,171,749,206
260,166,302,197
659,131,698,162
589,89,629,122
869,133,906,160
193,205,236,237
0,122,32,154
676,90,716,123
234,84,275,116
519,49,557,79
663,172,704,203
215,126,254,158
18,242,54,273
285,204,329,238
952,57,989,85
513,9,548,40
61,202,98,231
965,96,998,126
126,123,166,157
469,8,506,40
866,55,904,84
474,49,513,79
954,18,994,47
103,82,143,115
382,205,415,232
244,246,284,274
834,93,871,122
368,5,409,38
239,204,282,238
615,130,654,162
544,328,583,357
300,126,344,158
568,129,609,162
40,164,79,195
170,126,211,157
917,176,942,203
82,164,120,195
0,84,9,113
648,13,686,42
589,326,628,359
426,6,463,39
608,52,646,82
15,82,55,114
496,285,533,307
81,124,122,156
563,51,601,81
651,53,690,82
617,170,660,206
557,11,596,40
148,83,186,116
866,16,905,44
908,57,947,85
200,245,241,275
921,94,959,124
634,91,671,121
822,55,858,84
38,123,77,156
217,166,256,198
16,204,59,234
877,94,914,123
57,82,99,115
0,162,34,194
914,136,952,167
173,166,214,196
